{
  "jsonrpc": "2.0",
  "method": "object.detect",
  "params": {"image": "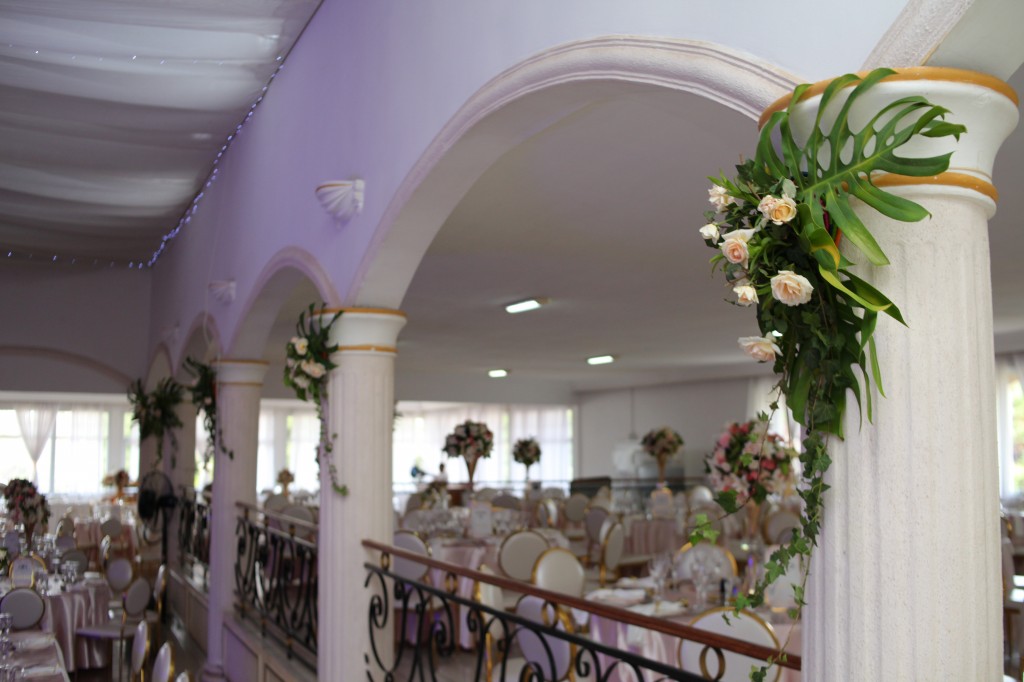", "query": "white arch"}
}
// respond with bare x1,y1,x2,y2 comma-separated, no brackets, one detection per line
348,36,802,309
